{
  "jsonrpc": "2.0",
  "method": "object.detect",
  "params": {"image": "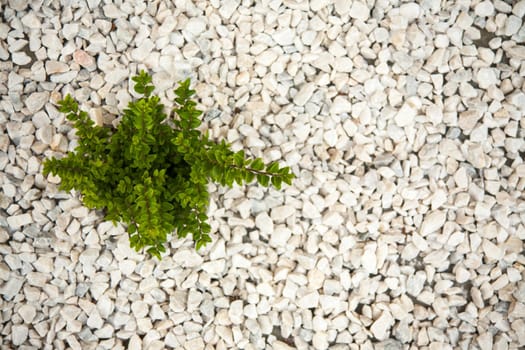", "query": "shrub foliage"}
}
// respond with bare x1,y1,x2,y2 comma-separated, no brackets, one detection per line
43,71,294,258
